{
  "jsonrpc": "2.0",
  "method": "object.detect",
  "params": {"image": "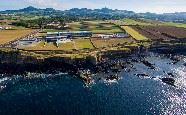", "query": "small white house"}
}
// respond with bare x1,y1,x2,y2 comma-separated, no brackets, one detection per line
97,32,130,39
0,26,3,30
98,34,113,39
56,38,72,44
113,33,129,38
5,26,12,30
56,38,72,47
